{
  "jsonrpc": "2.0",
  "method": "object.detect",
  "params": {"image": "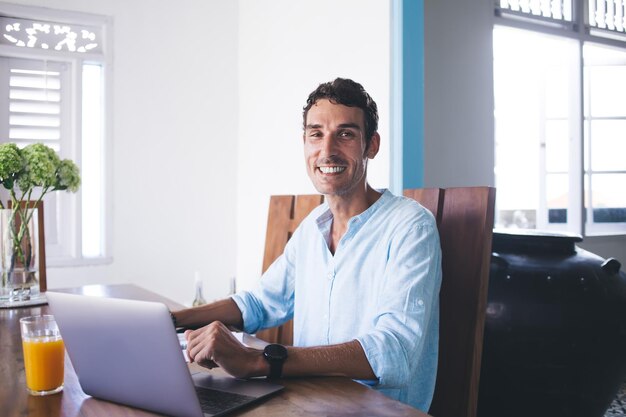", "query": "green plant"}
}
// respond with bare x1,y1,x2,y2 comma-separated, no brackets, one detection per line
0,142,80,279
